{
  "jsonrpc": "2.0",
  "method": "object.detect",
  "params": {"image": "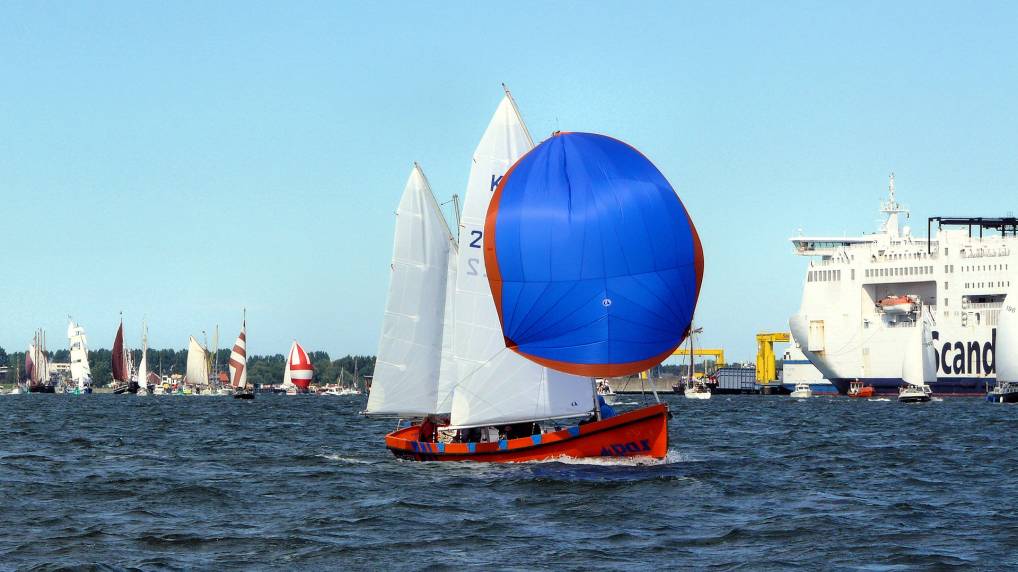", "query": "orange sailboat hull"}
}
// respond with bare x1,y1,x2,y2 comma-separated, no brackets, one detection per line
385,403,669,462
